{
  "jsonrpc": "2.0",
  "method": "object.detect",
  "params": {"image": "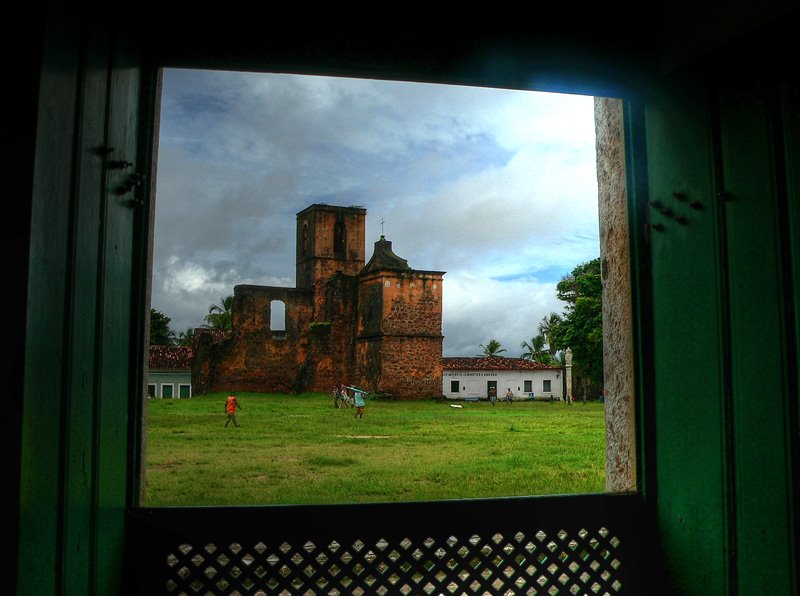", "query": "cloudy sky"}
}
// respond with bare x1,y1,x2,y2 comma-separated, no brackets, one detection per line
152,68,600,357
